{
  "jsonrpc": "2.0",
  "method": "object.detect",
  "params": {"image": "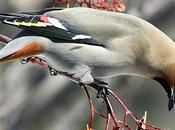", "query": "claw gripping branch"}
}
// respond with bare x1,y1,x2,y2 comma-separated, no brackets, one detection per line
53,0,126,12
44,64,162,130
